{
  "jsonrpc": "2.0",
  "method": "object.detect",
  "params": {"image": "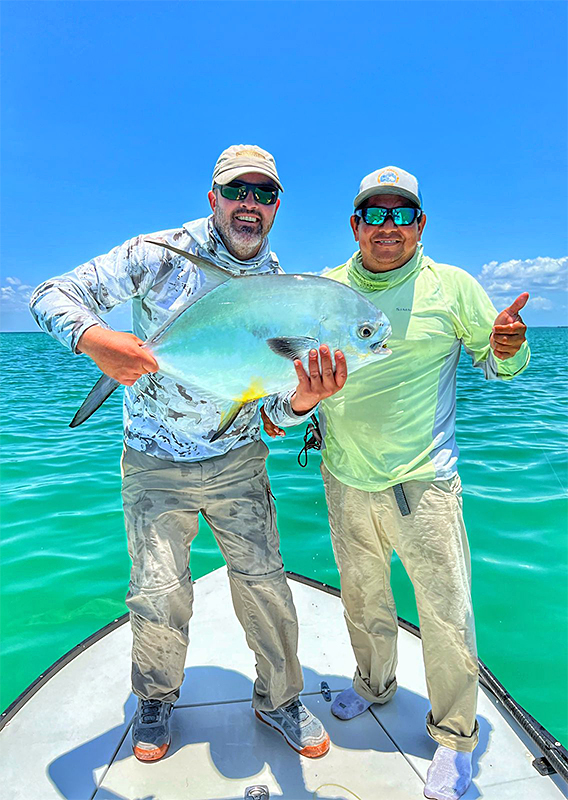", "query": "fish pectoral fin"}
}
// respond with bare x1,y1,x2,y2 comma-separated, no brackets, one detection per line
210,401,247,443
69,374,120,427
266,336,320,361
